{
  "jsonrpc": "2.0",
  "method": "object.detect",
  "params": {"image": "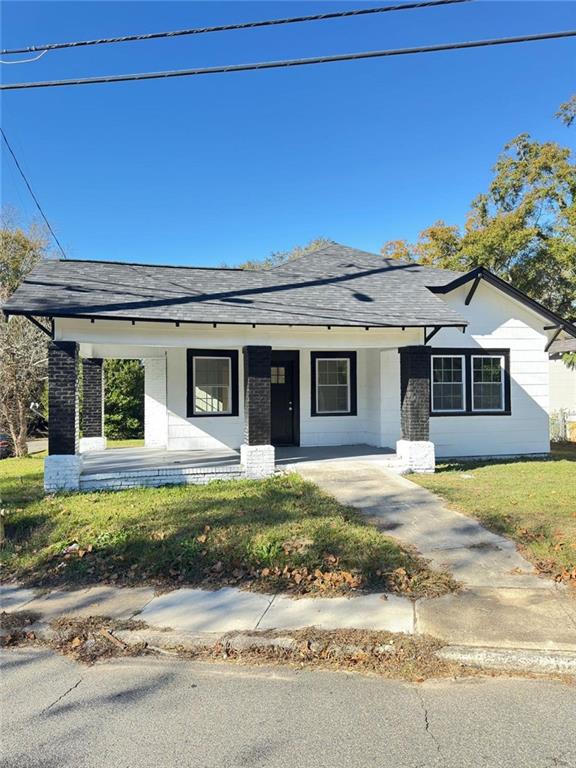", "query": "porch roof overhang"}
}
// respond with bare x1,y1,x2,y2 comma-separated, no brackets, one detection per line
2,247,470,331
